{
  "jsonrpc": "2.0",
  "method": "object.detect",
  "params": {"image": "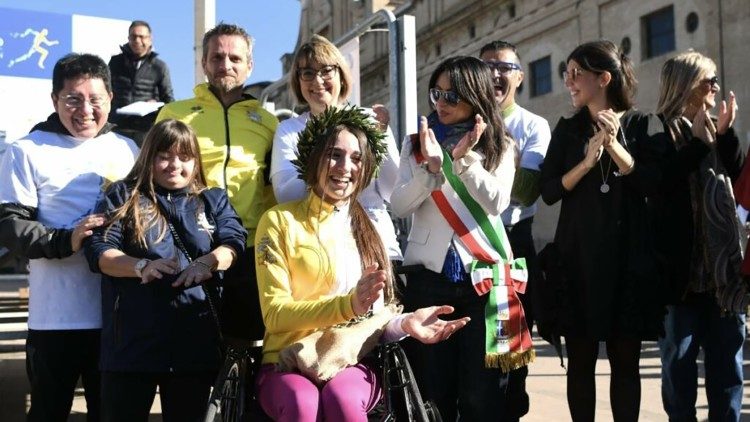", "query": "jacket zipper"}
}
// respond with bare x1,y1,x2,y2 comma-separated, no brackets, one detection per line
113,294,121,346
222,104,231,189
